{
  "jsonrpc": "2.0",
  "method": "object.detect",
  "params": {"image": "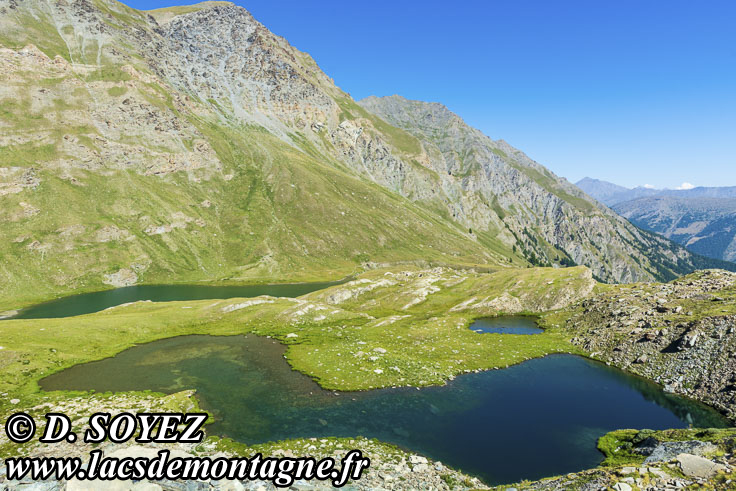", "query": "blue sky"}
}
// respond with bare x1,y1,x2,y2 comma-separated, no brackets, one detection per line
128,0,736,189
